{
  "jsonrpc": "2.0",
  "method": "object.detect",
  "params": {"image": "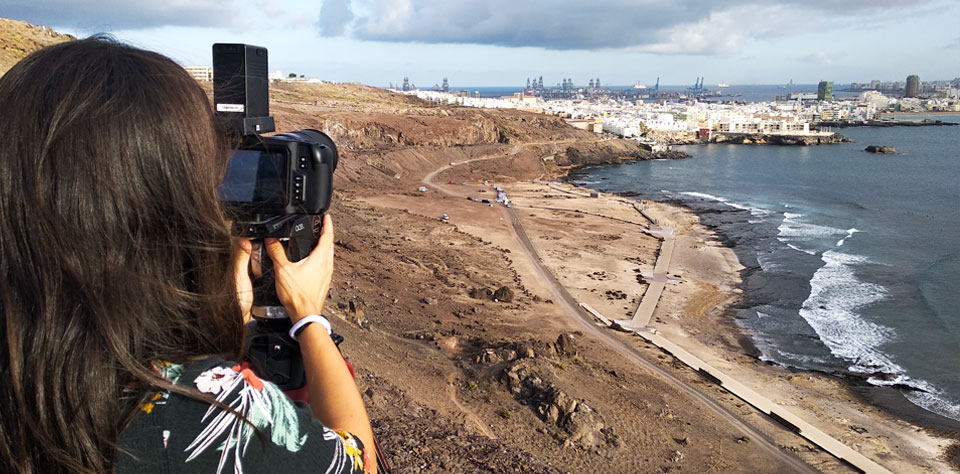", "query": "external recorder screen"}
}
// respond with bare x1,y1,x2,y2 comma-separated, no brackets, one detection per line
219,149,286,209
